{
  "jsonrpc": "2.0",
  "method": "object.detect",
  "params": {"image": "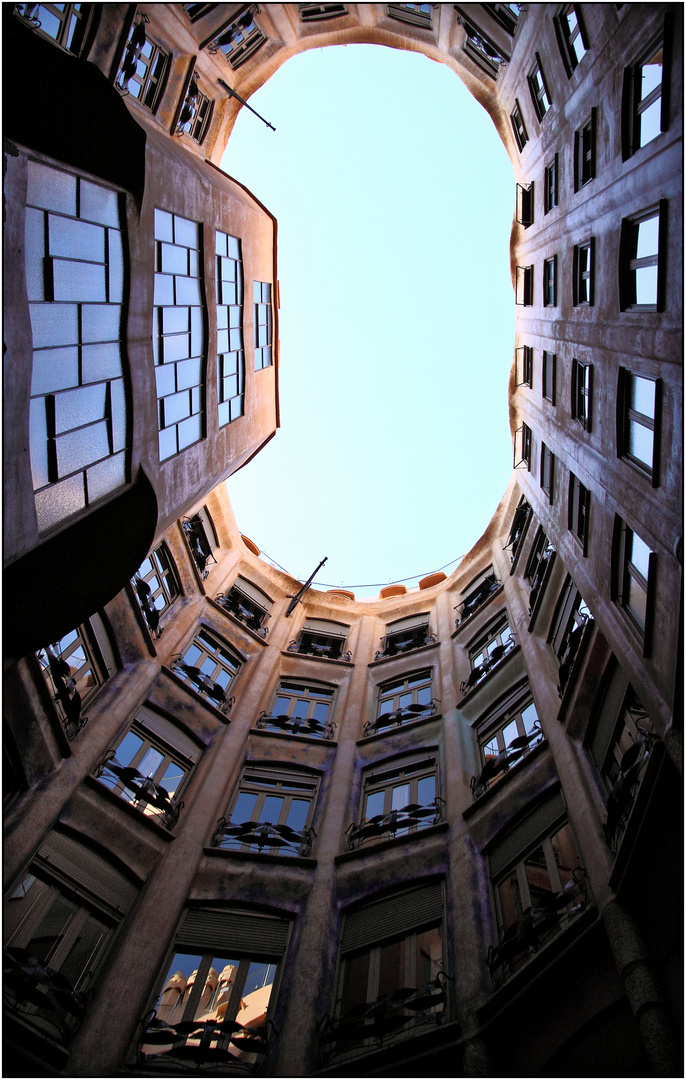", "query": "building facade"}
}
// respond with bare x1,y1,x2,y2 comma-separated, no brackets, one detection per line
3,4,682,1077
